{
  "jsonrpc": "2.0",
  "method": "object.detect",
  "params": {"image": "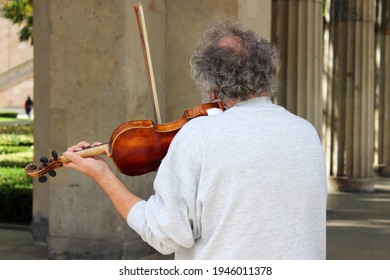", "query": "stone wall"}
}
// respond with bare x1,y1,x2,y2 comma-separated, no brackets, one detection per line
0,17,33,108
